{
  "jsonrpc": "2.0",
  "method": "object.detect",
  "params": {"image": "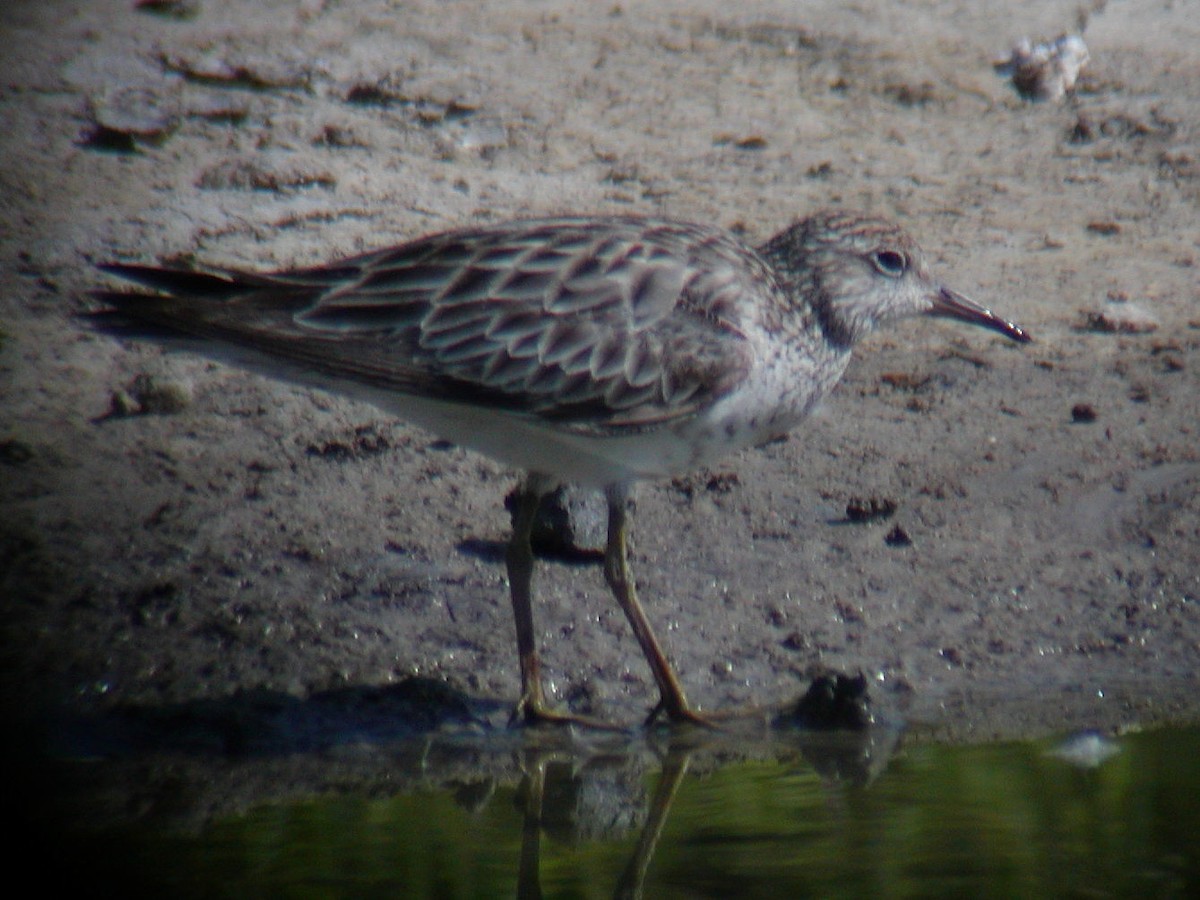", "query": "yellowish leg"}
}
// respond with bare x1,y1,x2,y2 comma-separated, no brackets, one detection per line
506,481,547,723
603,486,714,728
506,479,617,729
